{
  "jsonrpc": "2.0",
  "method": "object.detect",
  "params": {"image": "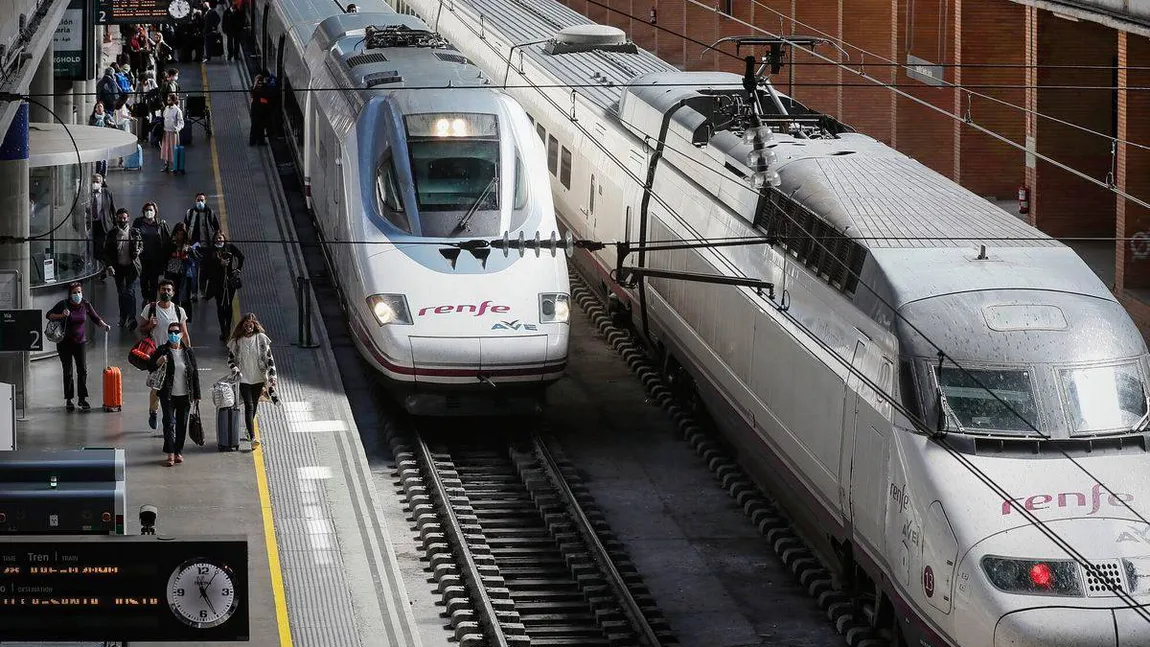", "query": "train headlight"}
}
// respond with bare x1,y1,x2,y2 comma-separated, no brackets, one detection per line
539,293,570,324
981,556,1084,597
366,294,413,326
1122,558,1150,595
